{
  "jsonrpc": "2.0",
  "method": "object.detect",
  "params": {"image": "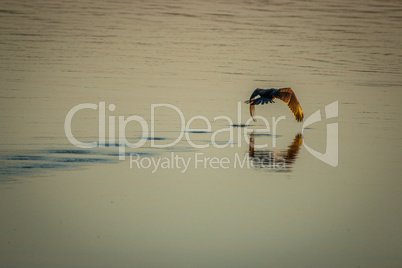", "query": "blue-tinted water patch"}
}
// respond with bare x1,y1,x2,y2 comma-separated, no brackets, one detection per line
185,130,212,134
53,157,115,163
0,168,32,178
98,143,124,147
4,155,50,161
249,133,280,137
42,149,94,154
106,152,155,157
0,147,117,182
0,161,70,182
19,163,69,169
143,137,168,140
0,142,166,182
161,146,195,152
0,134,202,181
231,124,249,127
